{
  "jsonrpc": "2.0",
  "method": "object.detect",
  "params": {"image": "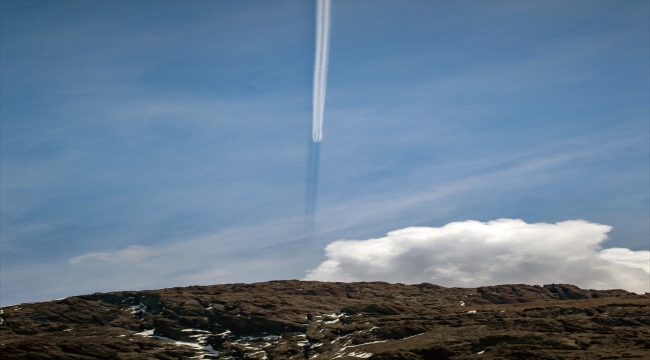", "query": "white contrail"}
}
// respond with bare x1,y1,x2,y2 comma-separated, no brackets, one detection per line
312,0,330,142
